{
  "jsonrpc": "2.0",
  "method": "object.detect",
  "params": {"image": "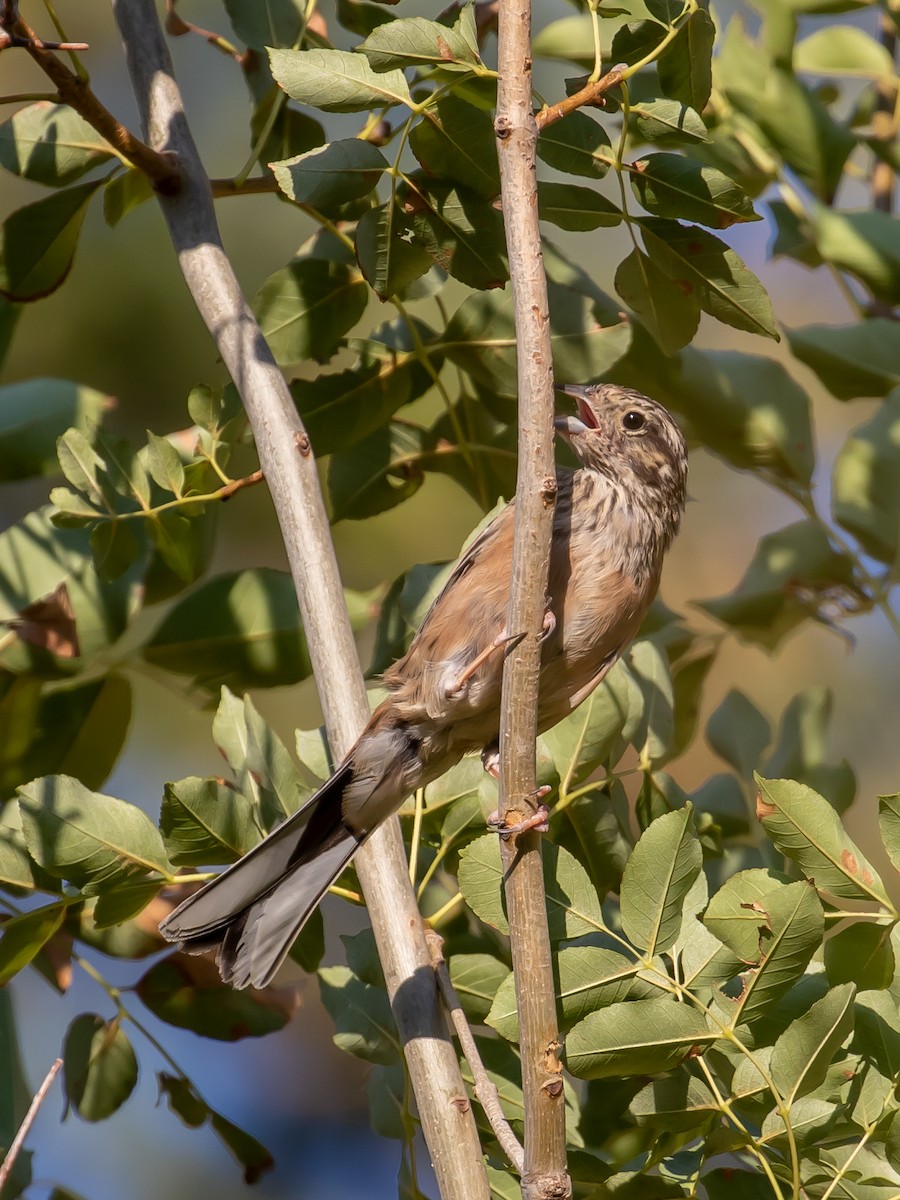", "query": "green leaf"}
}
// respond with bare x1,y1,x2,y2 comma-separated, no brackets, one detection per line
532,15,596,68
458,835,603,941
270,139,387,211
102,168,154,227
92,877,163,928
369,562,449,675
763,687,855,815
443,284,632,401
211,687,312,827
795,26,895,79
145,432,185,497
824,921,894,991
614,247,699,354
487,947,637,1041
137,956,293,1039
318,965,399,1063
63,1014,138,1121
639,218,778,340
680,349,813,485
408,181,508,290
787,320,900,400
538,183,623,231
627,639,675,768
143,568,366,692
810,208,900,303
630,154,759,228
18,775,169,893
832,389,900,563
358,15,480,72
447,953,509,1024
756,775,889,905
0,674,132,796
0,989,30,1151
0,380,107,482
355,202,433,301
630,1070,717,1132
620,806,702,955
706,689,771,778
537,111,612,179
770,982,855,1103
0,181,102,302
566,997,715,1079
541,660,638,787
657,10,715,111
409,96,500,198
268,47,412,112
0,820,57,897
160,777,263,866
158,1071,274,1182
880,793,900,875
678,916,744,991
0,903,66,985
611,21,669,68
0,103,114,187
696,521,857,650
629,99,709,145
328,421,426,521
720,880,825,1025
703,867,794,959
253,258,368,365
223,0,306,48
